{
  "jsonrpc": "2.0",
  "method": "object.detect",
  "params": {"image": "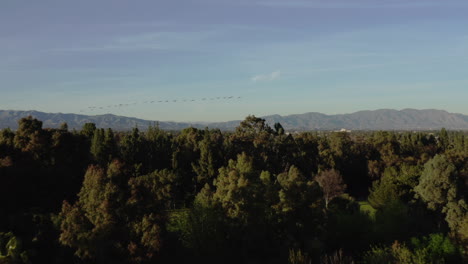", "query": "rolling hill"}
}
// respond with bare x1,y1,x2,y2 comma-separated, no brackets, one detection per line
1,109,468,131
